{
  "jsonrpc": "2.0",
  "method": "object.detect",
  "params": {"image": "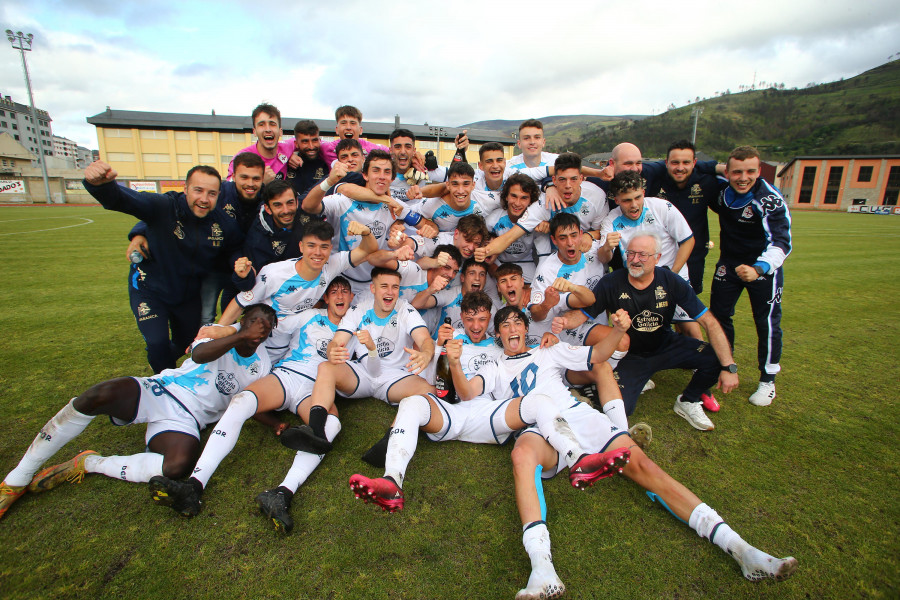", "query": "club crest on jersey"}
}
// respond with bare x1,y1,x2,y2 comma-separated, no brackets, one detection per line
173,222,184,239
716,265,727,278
655,286,666,300
742,206,754,219
633,310,663,332
241,291,254,302
215,372,238,395
314,167,324,179
272,241,286,255
531,291,544,305
278,153,288,164
389,315,398,327
248,362,260,376
138,302,151,316
376,336,394,358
